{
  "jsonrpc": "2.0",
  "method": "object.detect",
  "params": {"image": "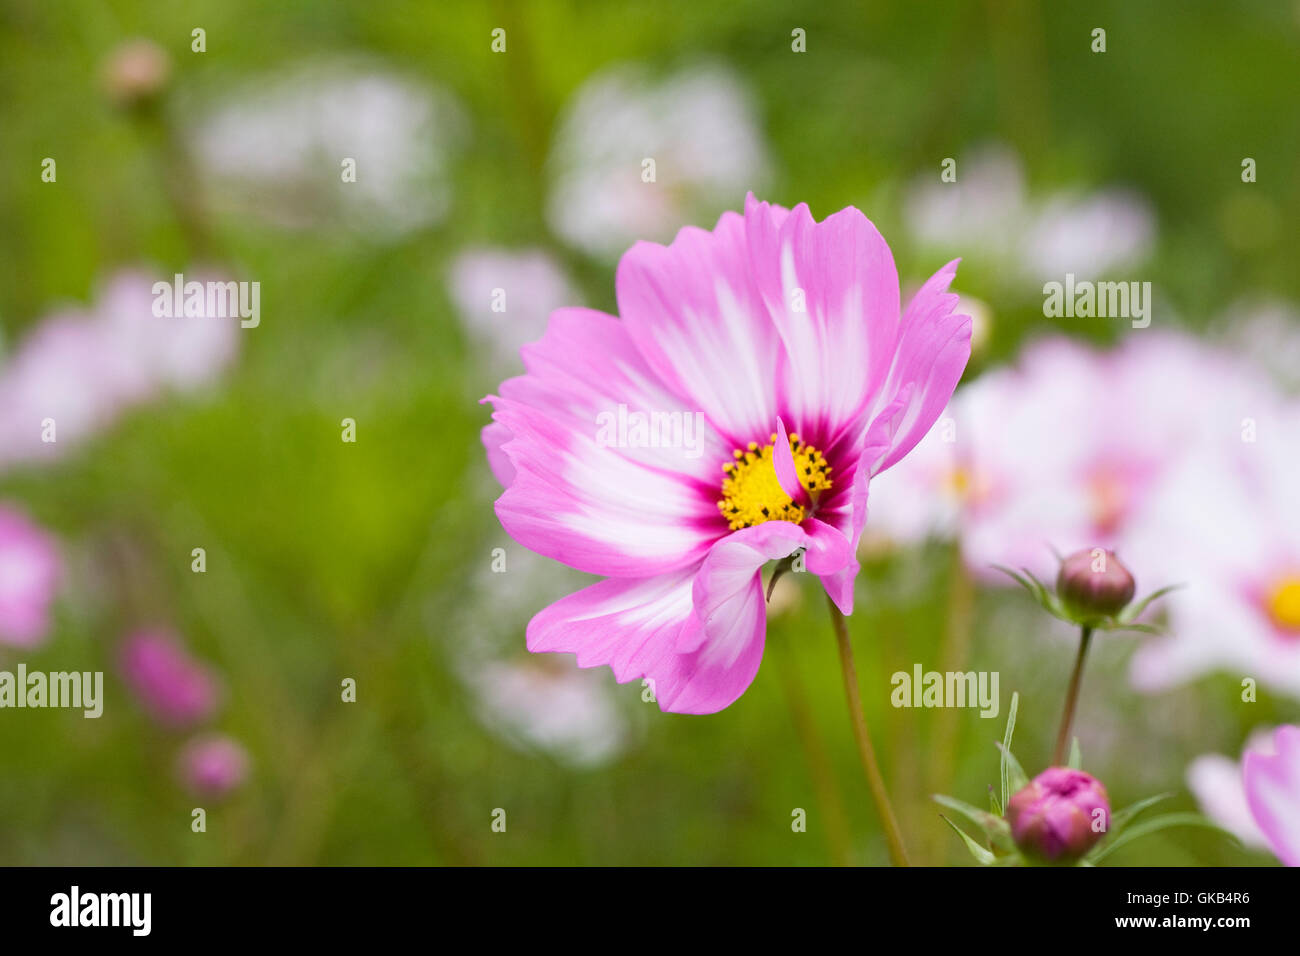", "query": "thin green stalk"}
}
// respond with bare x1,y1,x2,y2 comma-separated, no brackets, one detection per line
827,594,910,866
1052,626,1093,766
